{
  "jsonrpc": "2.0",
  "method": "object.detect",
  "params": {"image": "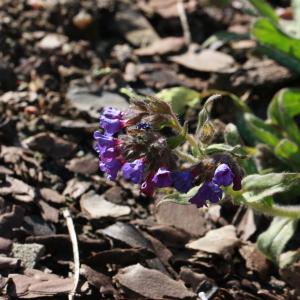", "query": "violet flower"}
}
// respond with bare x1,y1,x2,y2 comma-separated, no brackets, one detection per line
190,181,223,208
100,107,126,135
171,171,193,193
102,107,123,119
99,158,122,181
212,163,234,187
122,159,144,184
152,168,173,188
